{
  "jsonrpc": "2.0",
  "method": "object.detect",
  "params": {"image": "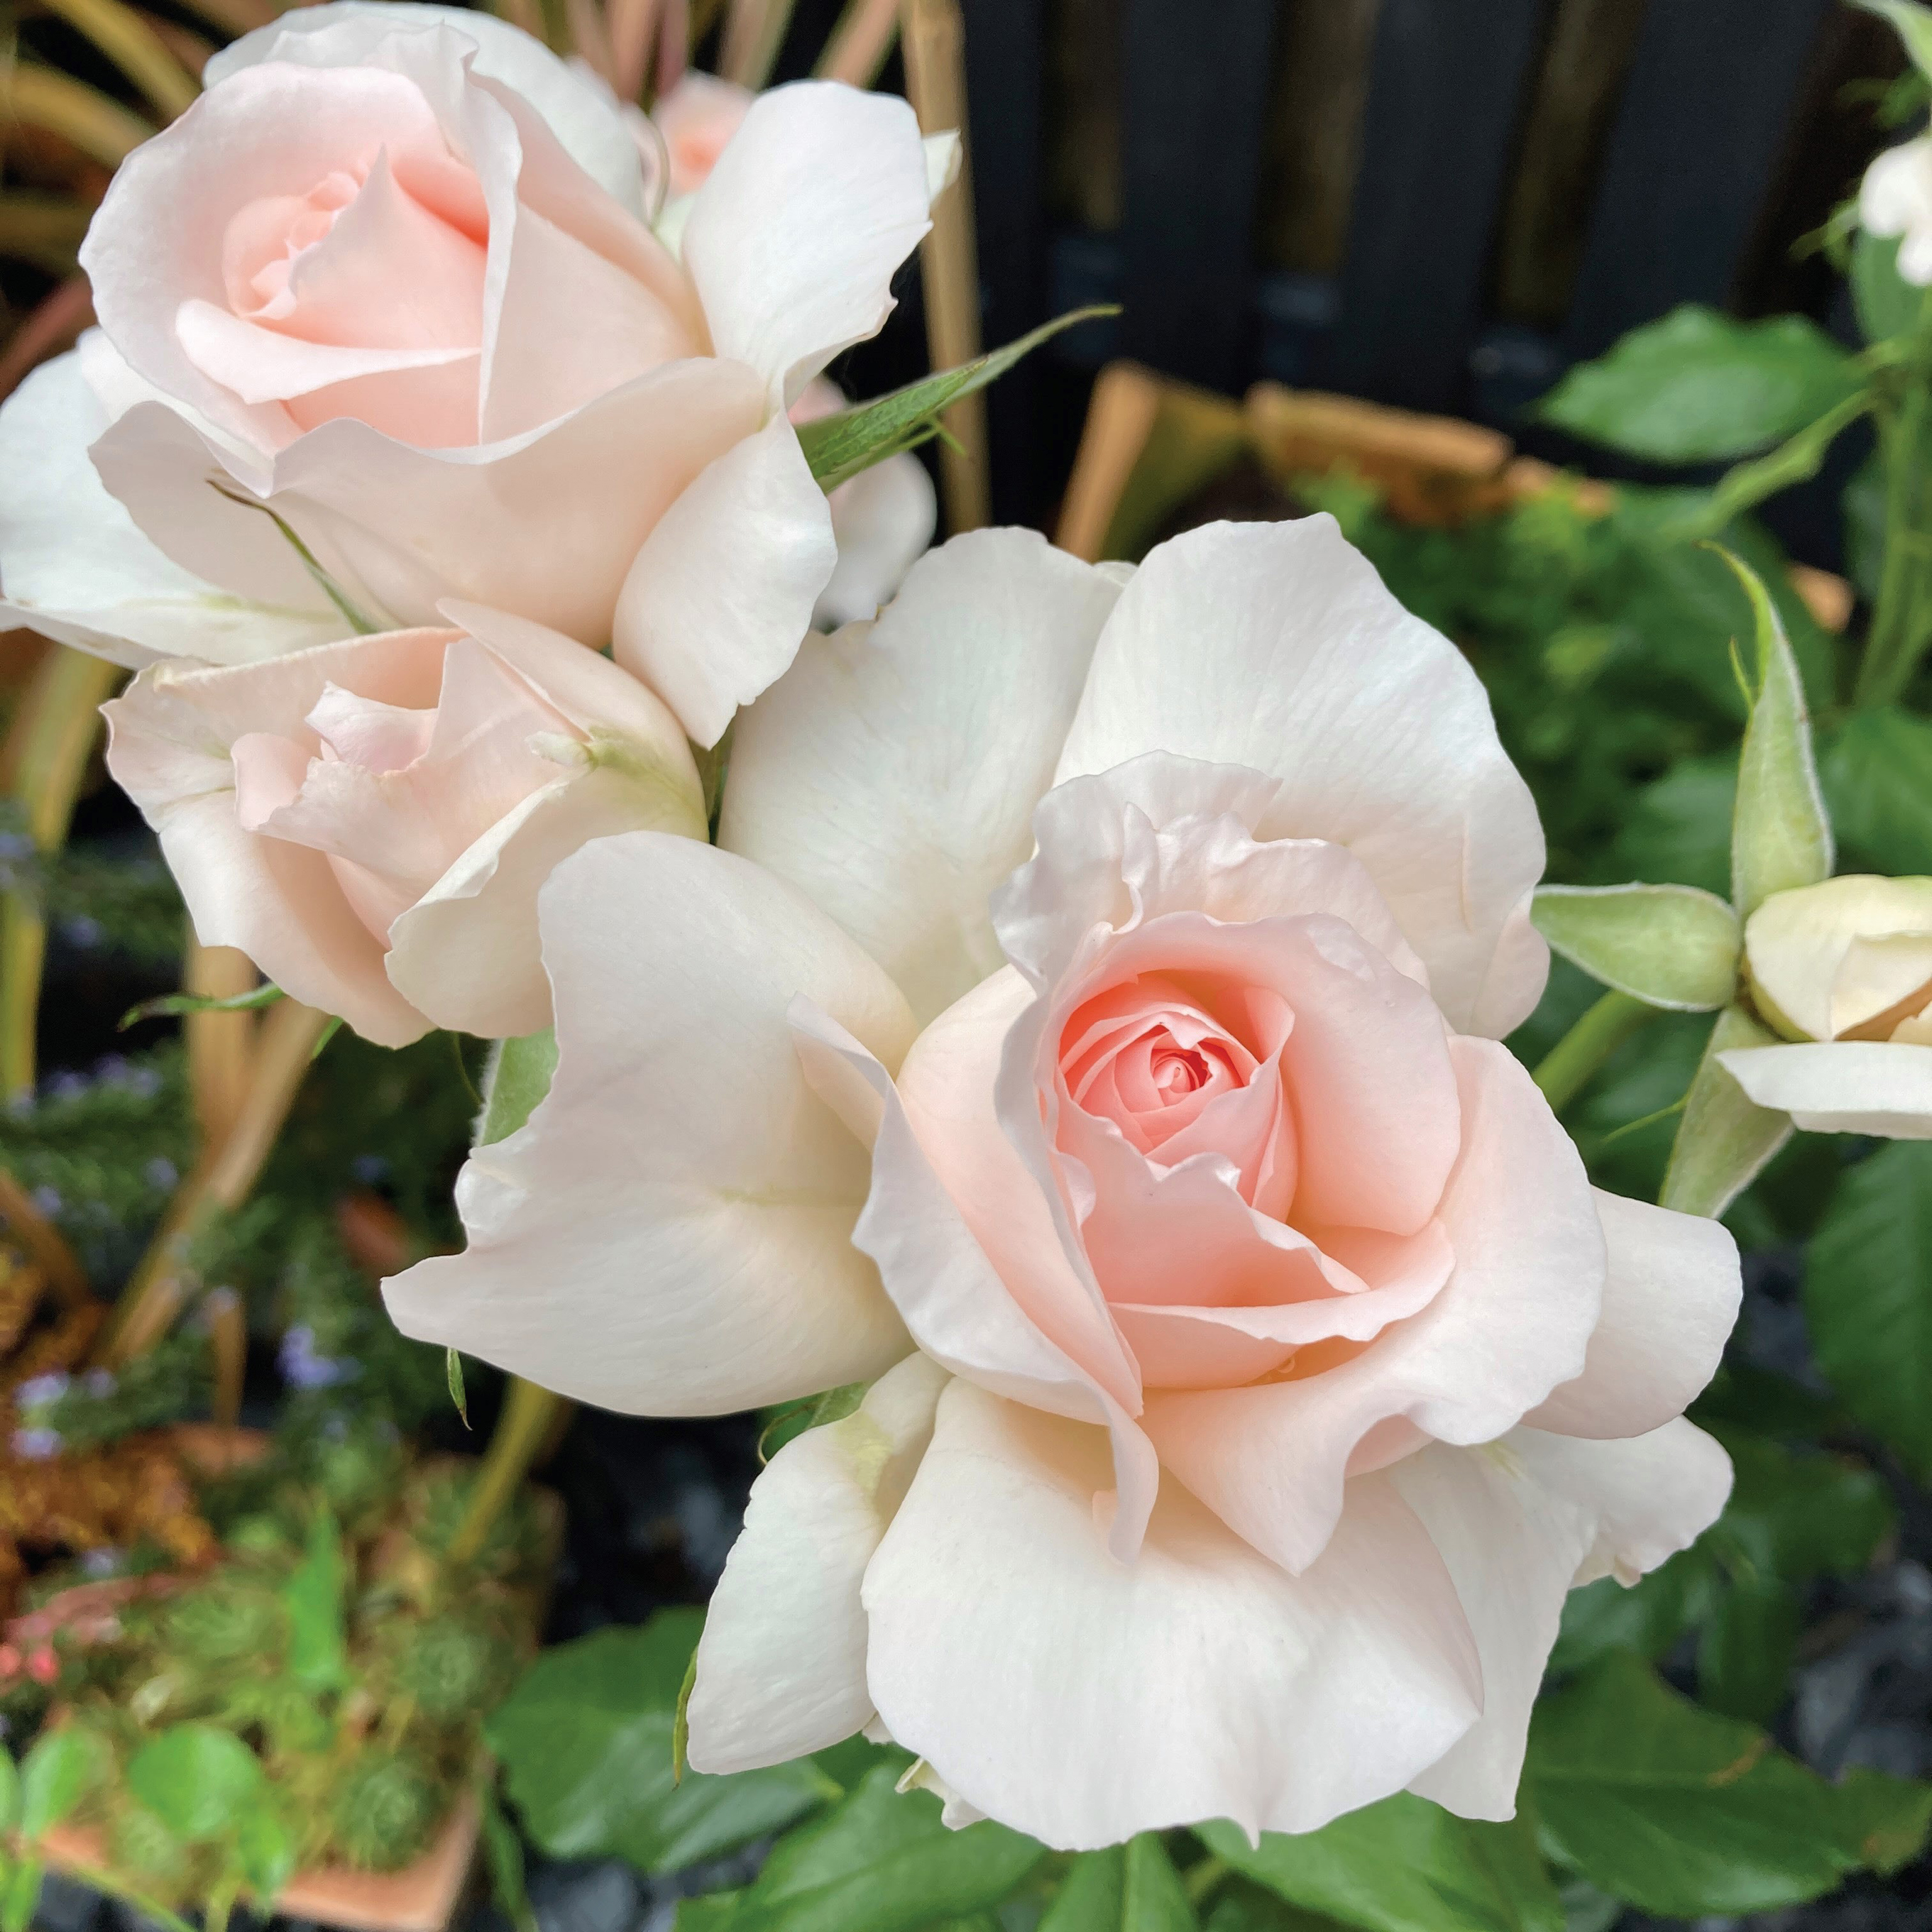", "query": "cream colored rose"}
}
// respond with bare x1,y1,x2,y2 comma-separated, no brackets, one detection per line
1862,136,1932,287
1721,872,1932,1136
386,520,1739,1848
104,606,703,1045
0,4,954,745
